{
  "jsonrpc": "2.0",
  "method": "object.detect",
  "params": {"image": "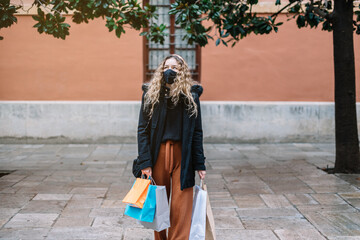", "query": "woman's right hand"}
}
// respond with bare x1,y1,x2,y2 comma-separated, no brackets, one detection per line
141,167,152,178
